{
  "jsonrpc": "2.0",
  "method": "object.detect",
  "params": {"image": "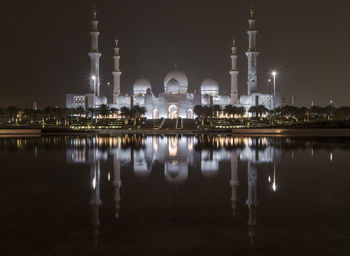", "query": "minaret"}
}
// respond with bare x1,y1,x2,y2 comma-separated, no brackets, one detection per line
230,40,239,104
230,151,239,216
246,161,258,246
112,38,122,104
88,7,102,97
246,8,259,96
